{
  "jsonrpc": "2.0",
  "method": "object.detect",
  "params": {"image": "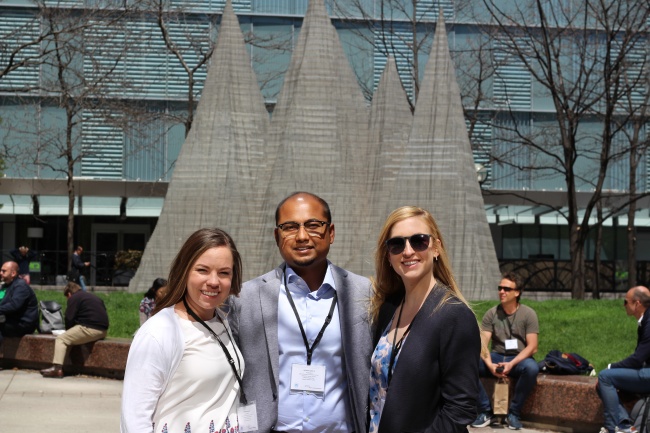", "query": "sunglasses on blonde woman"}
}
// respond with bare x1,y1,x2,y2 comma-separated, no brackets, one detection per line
385,234,433,255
